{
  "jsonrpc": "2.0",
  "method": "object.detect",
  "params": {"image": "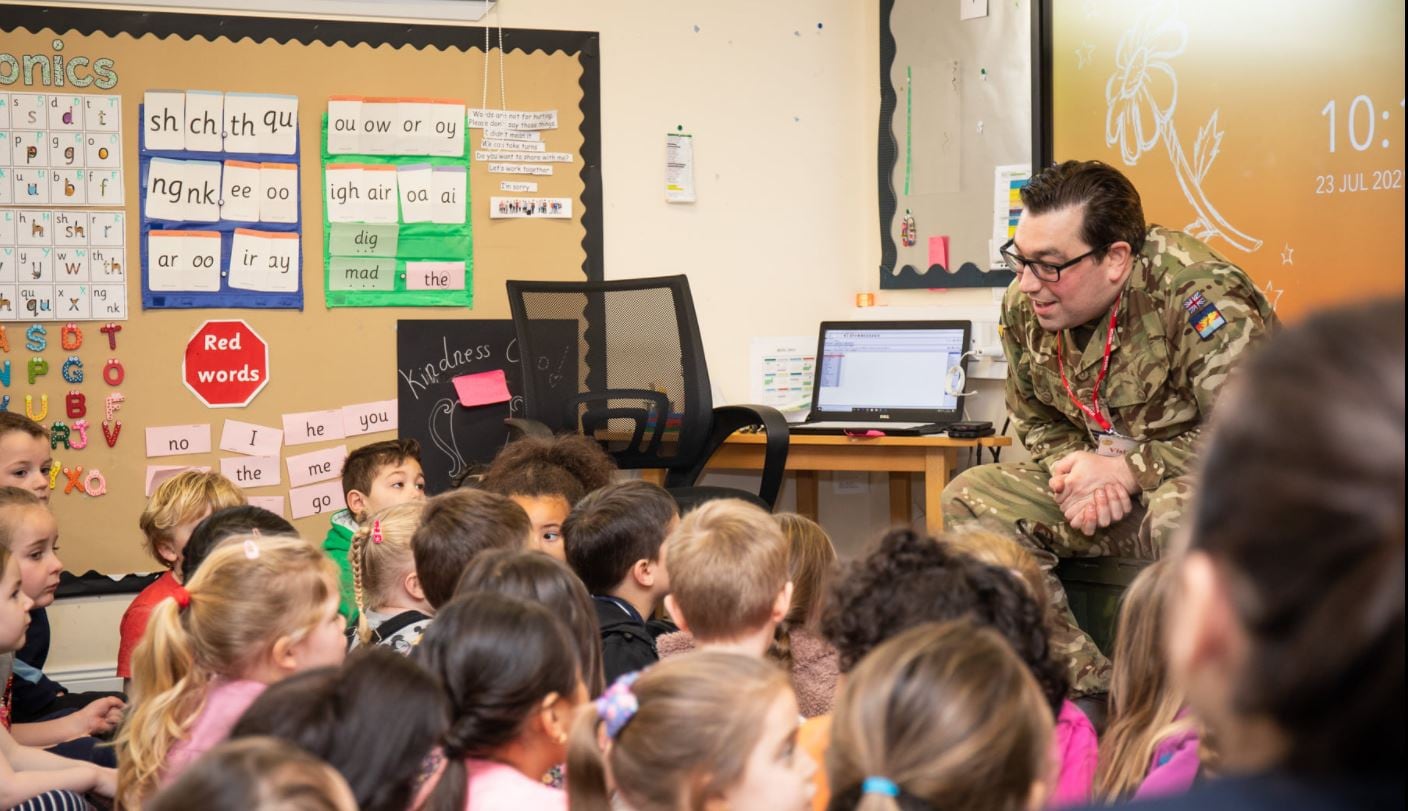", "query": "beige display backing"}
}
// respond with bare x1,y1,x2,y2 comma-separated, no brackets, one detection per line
0,18,590,573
